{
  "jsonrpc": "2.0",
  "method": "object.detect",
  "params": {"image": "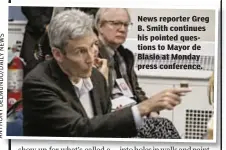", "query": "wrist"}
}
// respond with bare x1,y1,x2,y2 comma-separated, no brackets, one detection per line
137,102,151,116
